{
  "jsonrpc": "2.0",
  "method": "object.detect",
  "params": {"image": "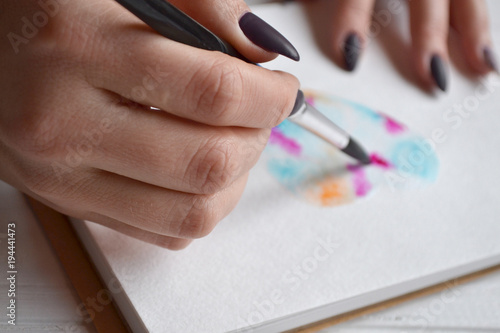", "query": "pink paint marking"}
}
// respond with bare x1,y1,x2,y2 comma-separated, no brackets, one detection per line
345,153,392,197
346,164,371,197
370,153,392,169
305,96,315,106
269,128,302,156
381,113,406,135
